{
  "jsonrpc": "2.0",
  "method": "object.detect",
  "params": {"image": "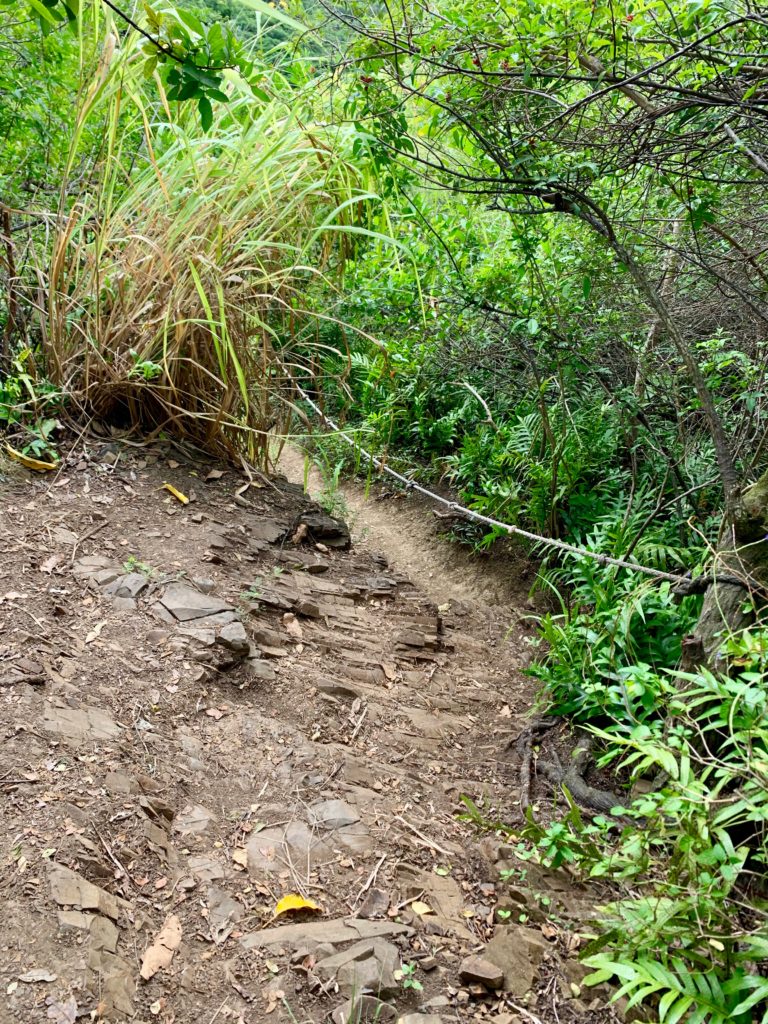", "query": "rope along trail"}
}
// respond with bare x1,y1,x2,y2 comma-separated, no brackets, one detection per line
289,377,694,586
